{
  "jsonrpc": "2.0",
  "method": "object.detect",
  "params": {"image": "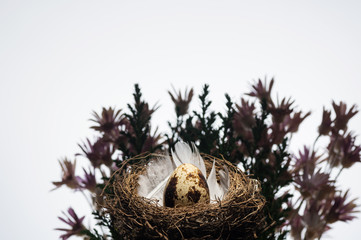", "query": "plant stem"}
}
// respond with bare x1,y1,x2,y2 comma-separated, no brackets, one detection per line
81,190,94,211
335,167,344,181
312,135,321,153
